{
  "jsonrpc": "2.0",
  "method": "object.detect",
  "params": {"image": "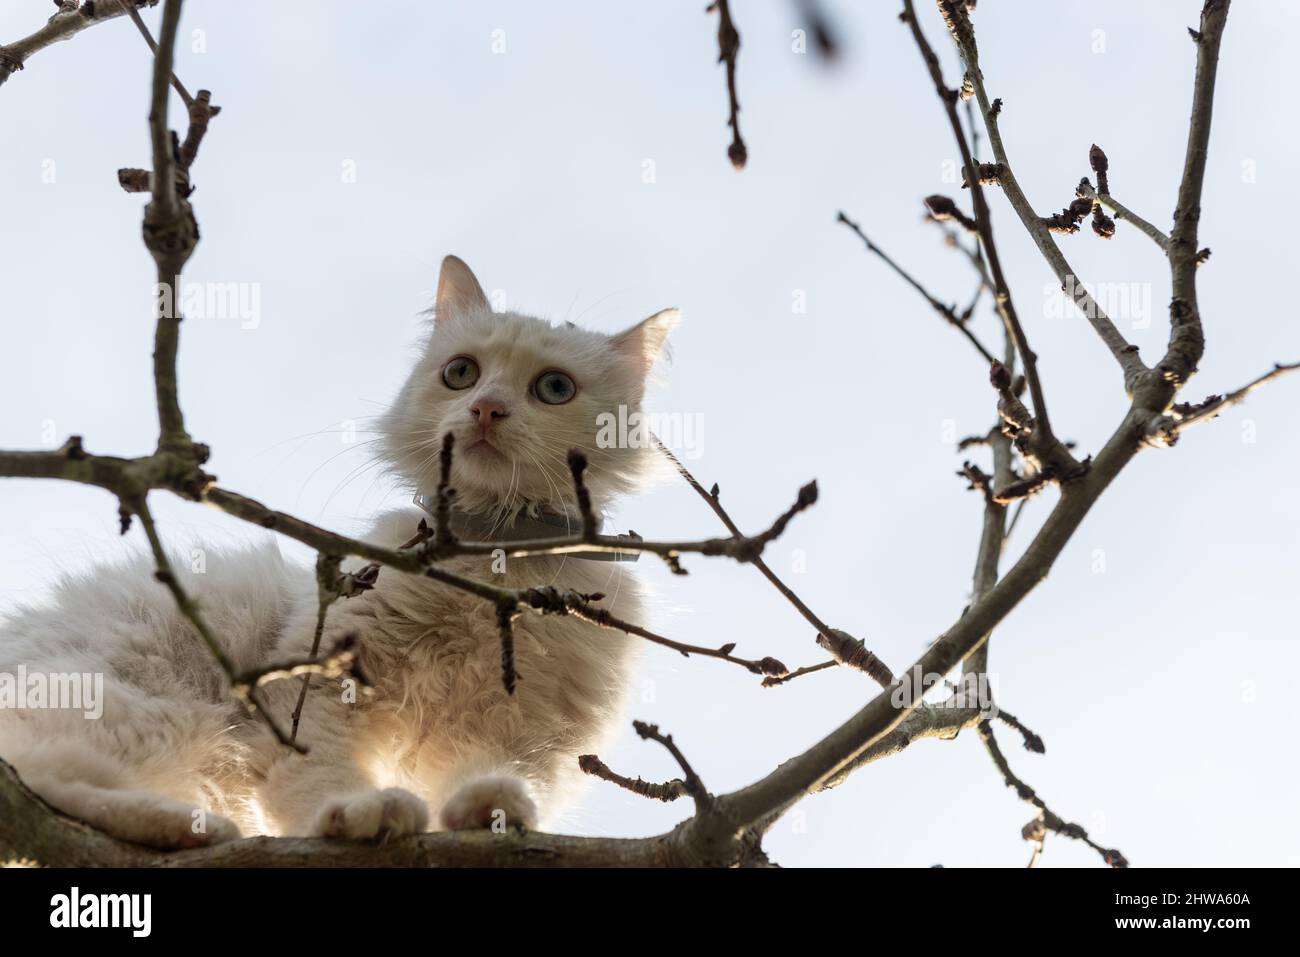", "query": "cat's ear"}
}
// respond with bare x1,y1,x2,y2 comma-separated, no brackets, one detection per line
610,308,679,378
435,255,490,321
